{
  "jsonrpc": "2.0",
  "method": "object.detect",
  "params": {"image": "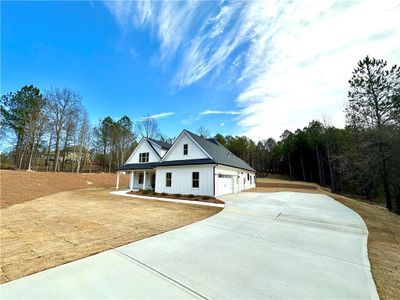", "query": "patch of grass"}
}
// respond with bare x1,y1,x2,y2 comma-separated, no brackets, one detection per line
142,190,150,194
174,193,182,197
0,188,222,284
187,194,195,198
